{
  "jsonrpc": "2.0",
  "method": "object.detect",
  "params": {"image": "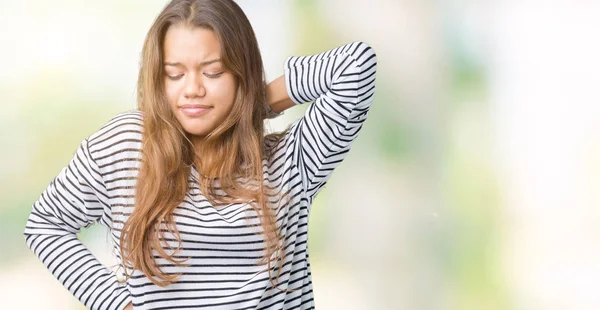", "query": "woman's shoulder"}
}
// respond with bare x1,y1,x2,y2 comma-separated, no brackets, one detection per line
86,110,144,164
